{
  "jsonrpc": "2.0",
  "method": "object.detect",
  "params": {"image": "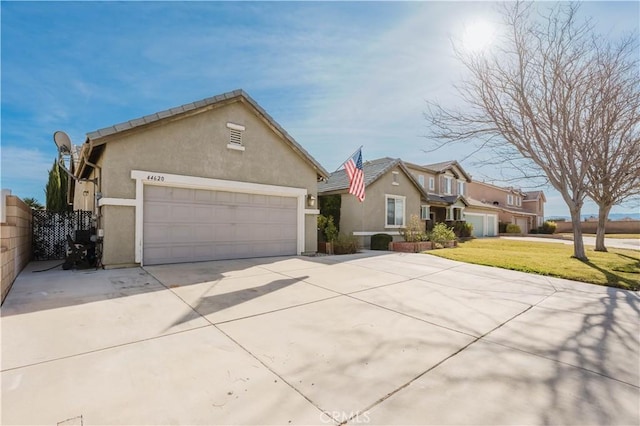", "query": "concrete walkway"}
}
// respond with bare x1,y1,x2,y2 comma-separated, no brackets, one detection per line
2,253,639,425
501,235,640,250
